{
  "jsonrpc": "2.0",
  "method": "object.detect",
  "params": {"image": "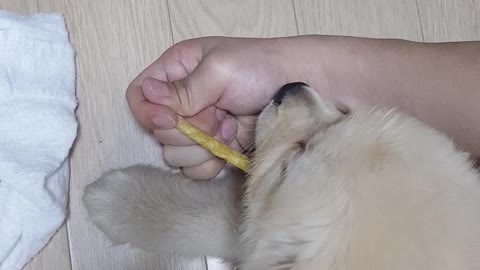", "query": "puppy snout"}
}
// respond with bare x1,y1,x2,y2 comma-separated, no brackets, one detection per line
273,82,308,106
